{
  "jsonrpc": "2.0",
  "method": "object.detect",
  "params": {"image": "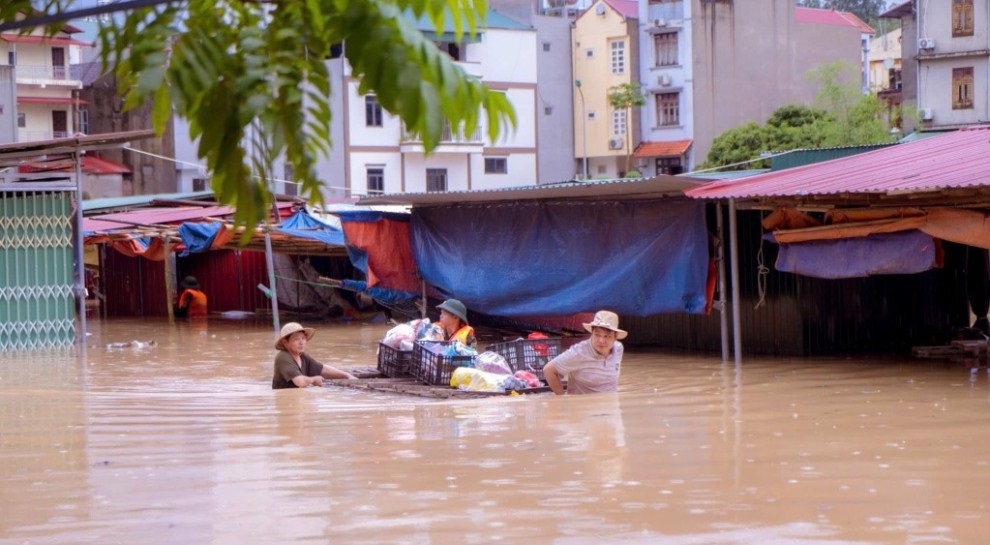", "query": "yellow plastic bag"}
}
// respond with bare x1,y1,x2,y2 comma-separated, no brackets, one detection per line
450,367,506,392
